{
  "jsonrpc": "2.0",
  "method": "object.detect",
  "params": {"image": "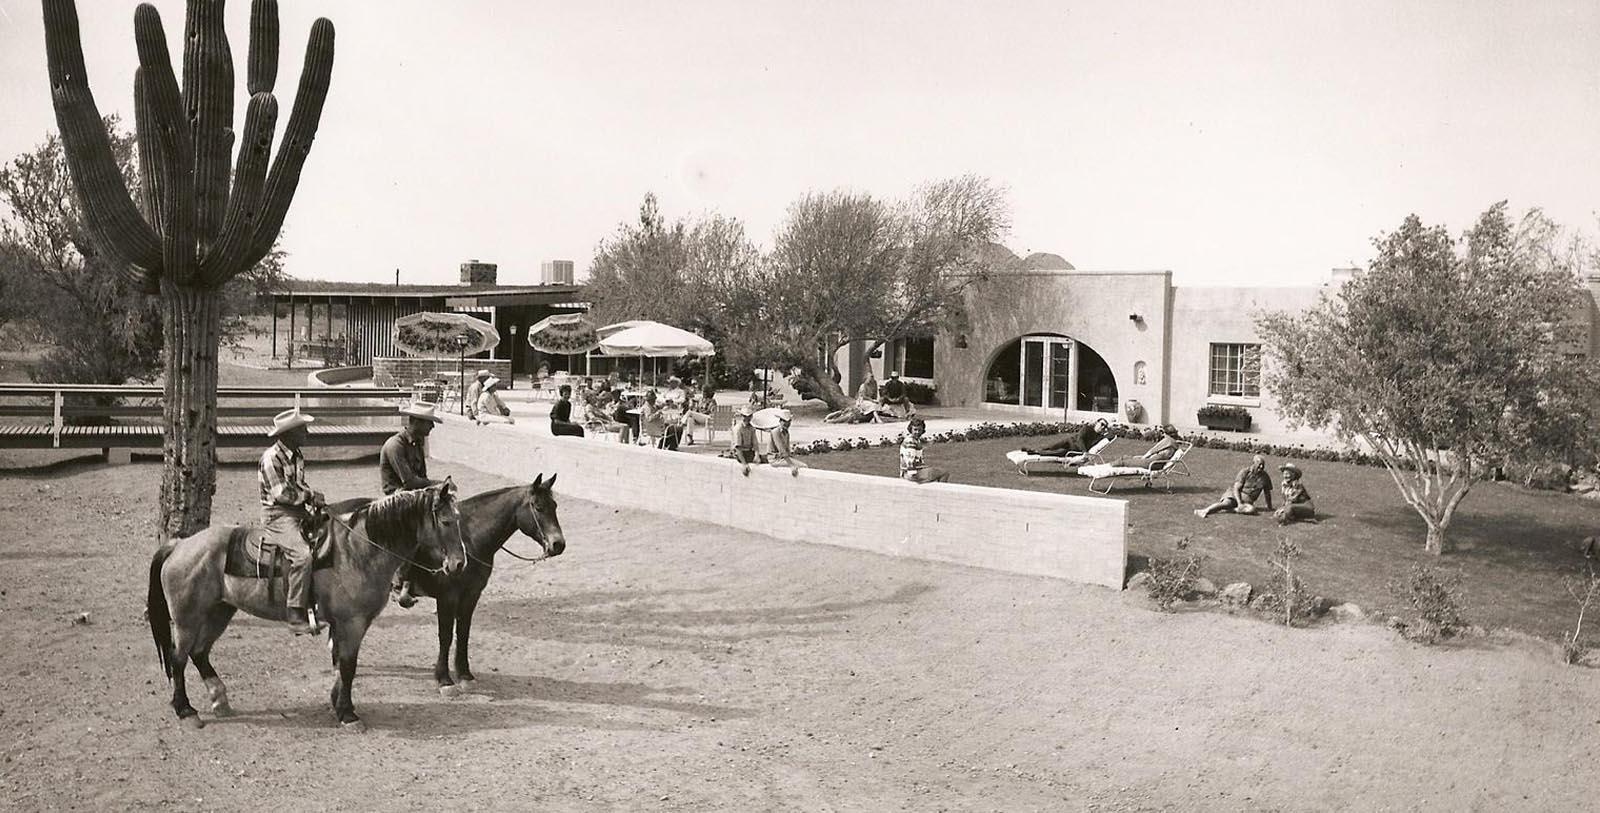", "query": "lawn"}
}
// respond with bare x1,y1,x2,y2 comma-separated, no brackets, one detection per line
804,432,1600,642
